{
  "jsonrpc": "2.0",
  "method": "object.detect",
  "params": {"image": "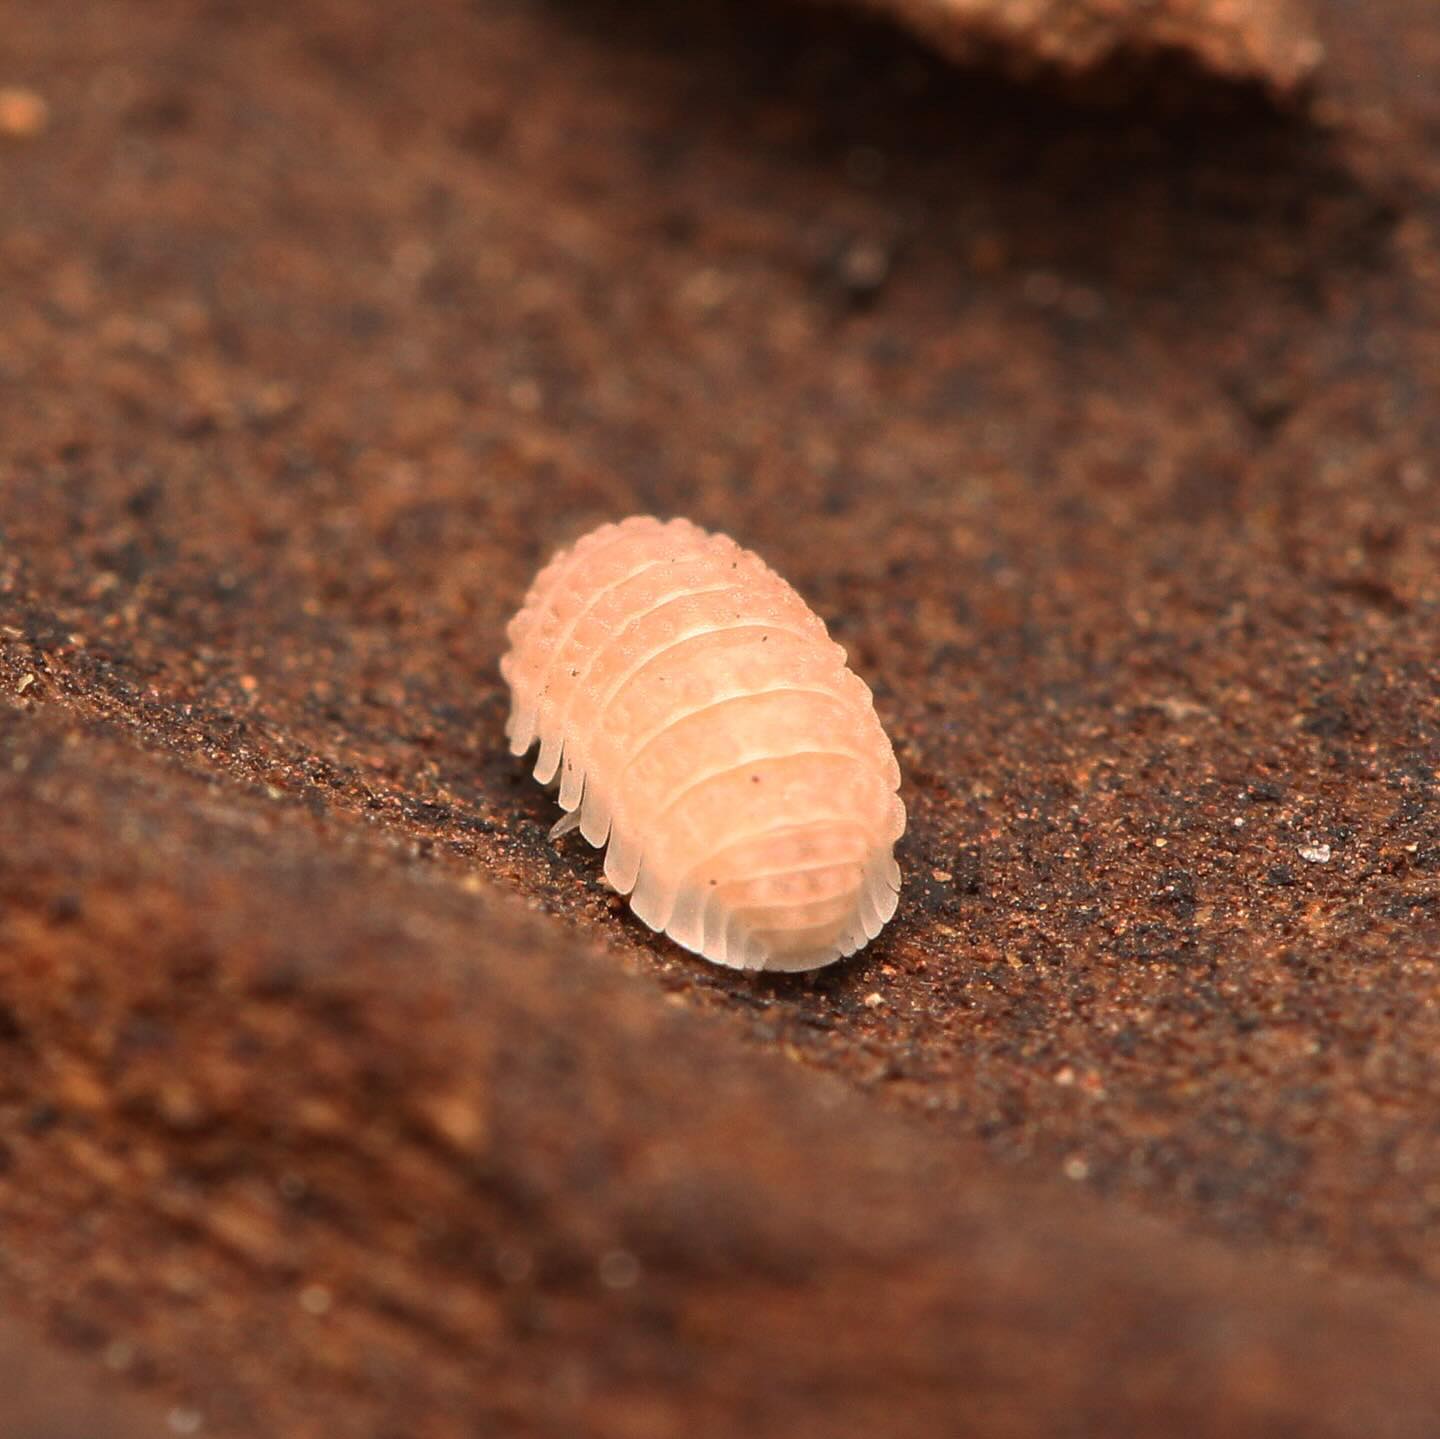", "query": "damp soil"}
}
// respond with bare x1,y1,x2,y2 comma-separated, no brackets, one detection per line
1,0,1439,1435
